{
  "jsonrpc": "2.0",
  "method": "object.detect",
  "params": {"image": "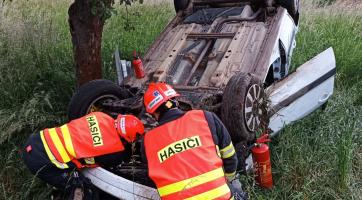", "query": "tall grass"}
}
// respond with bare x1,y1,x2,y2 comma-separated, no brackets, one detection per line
0,1,173,199
0,1,73,199
0,0,361,199
291,14,362,89
102,2,174,79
